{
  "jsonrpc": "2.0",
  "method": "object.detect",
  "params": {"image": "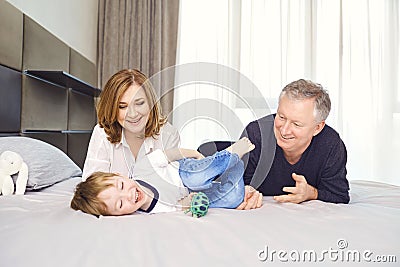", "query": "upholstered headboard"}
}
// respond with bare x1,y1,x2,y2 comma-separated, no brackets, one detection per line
0,1,99,169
